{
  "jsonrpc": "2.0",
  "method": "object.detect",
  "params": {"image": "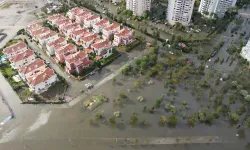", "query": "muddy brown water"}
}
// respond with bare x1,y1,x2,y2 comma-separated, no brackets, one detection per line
0,70,249,150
